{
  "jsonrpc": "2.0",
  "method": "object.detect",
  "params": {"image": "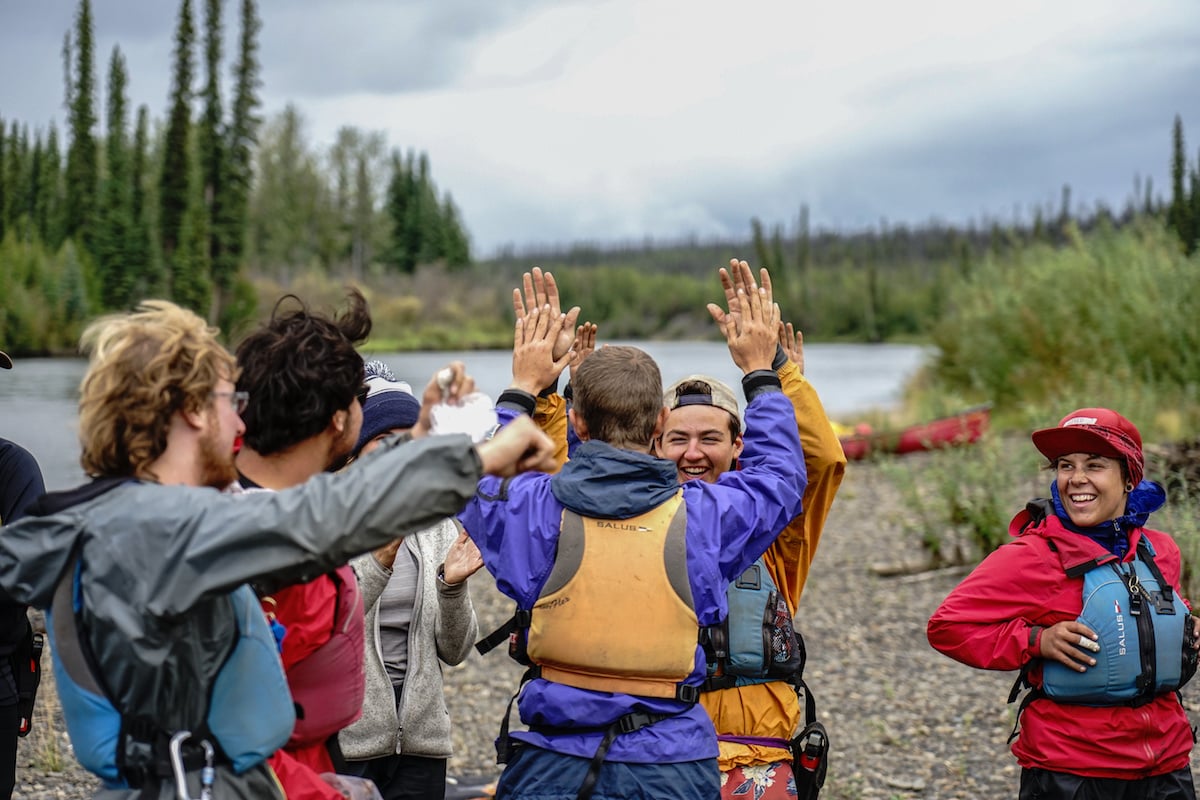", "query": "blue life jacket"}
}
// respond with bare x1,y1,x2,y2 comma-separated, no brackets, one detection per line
701,556,805,691
48,559,295,787
1042,537,1194,705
